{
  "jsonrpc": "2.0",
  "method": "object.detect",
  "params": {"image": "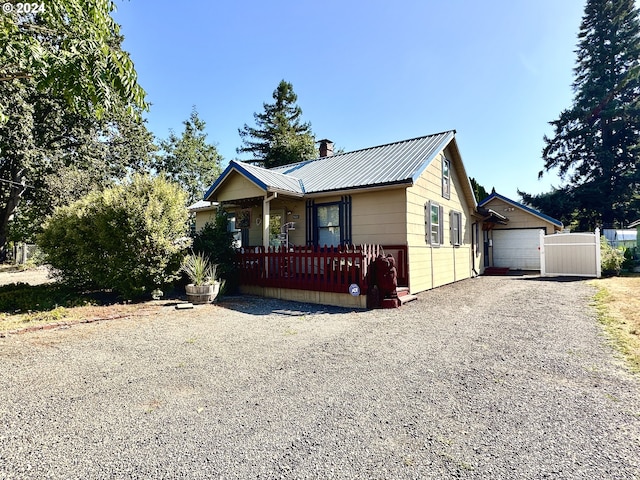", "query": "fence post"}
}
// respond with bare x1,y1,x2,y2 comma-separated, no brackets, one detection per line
539,229,546,277
595,227,601,278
